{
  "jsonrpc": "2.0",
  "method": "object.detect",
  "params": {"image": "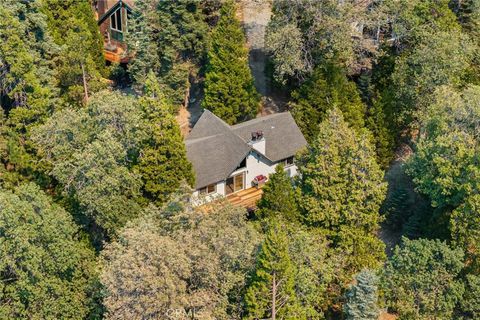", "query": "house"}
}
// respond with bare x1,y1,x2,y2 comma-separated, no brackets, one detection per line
186,110,307,207
93,0,134,63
